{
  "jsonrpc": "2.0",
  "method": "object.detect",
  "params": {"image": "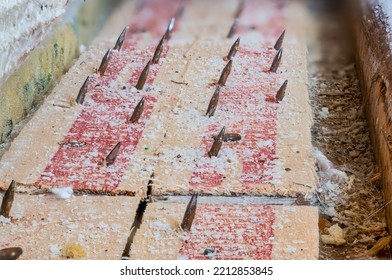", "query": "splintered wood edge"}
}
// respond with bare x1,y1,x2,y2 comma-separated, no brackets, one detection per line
351,0,392,232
